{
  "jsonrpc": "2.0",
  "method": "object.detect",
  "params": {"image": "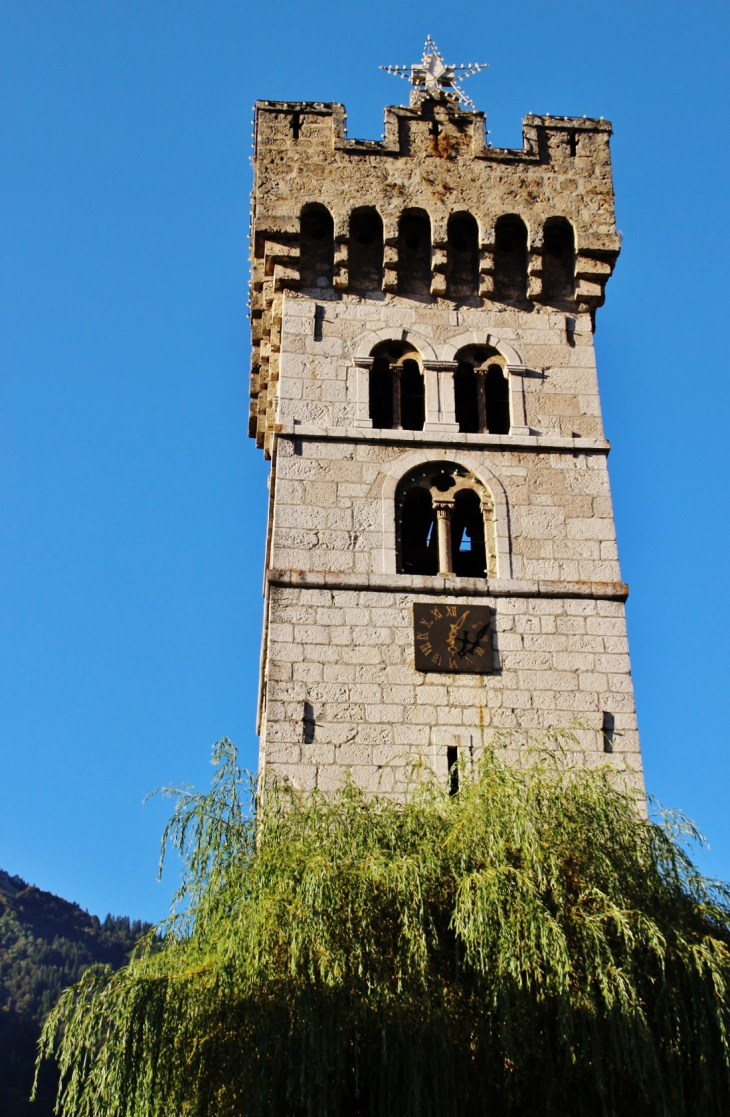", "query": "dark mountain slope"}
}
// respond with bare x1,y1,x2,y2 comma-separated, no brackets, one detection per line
0,869,150,1116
